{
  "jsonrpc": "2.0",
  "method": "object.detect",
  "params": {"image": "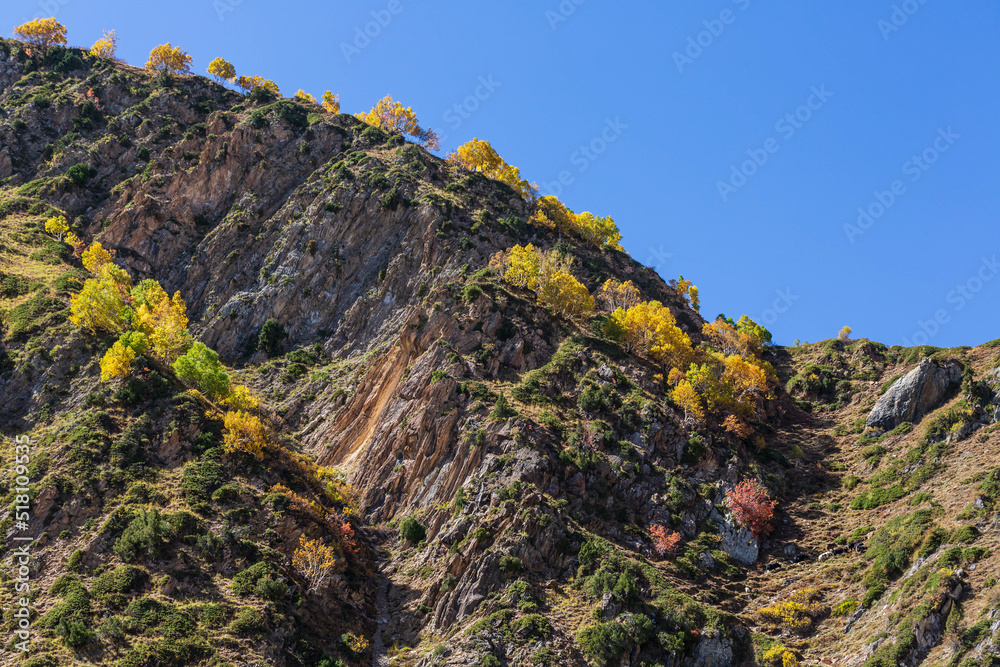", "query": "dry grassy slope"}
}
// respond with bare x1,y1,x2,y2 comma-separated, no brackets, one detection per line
741,340,1000,667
